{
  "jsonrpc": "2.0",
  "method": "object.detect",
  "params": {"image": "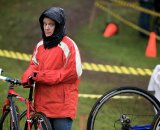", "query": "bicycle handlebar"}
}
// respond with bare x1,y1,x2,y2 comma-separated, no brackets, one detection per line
0,75,21,85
